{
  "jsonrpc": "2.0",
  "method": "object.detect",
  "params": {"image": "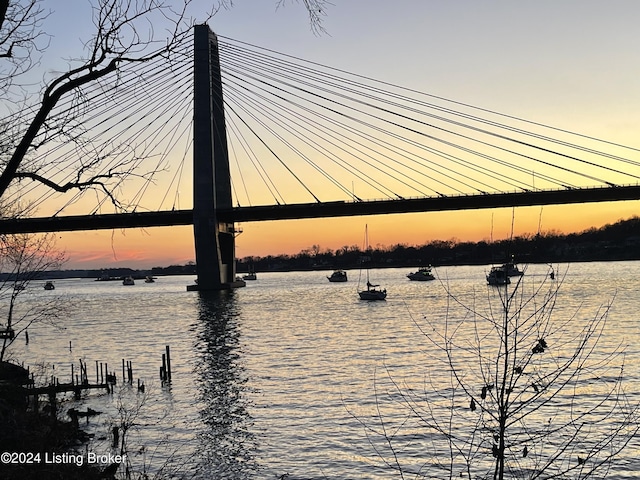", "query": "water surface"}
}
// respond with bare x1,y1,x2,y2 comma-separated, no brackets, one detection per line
11,262,640,479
